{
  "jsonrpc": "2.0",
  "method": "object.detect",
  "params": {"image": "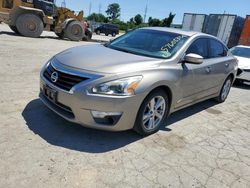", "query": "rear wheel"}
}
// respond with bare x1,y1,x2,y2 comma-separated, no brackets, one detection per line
133,90,169,136
112,32,116,37
64,21,84,41
9,25,20,34
215,77,232,103
16,14,43,38
105,32,109,36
